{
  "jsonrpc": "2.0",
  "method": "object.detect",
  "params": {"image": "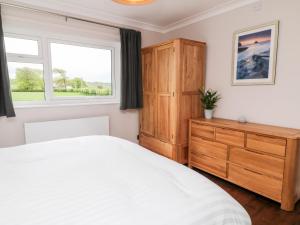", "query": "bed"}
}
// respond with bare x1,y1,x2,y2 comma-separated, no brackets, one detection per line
0,135,251,225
